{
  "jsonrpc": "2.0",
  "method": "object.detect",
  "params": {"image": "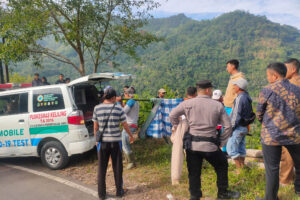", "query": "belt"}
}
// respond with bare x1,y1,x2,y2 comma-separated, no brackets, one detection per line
183,132,220,150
